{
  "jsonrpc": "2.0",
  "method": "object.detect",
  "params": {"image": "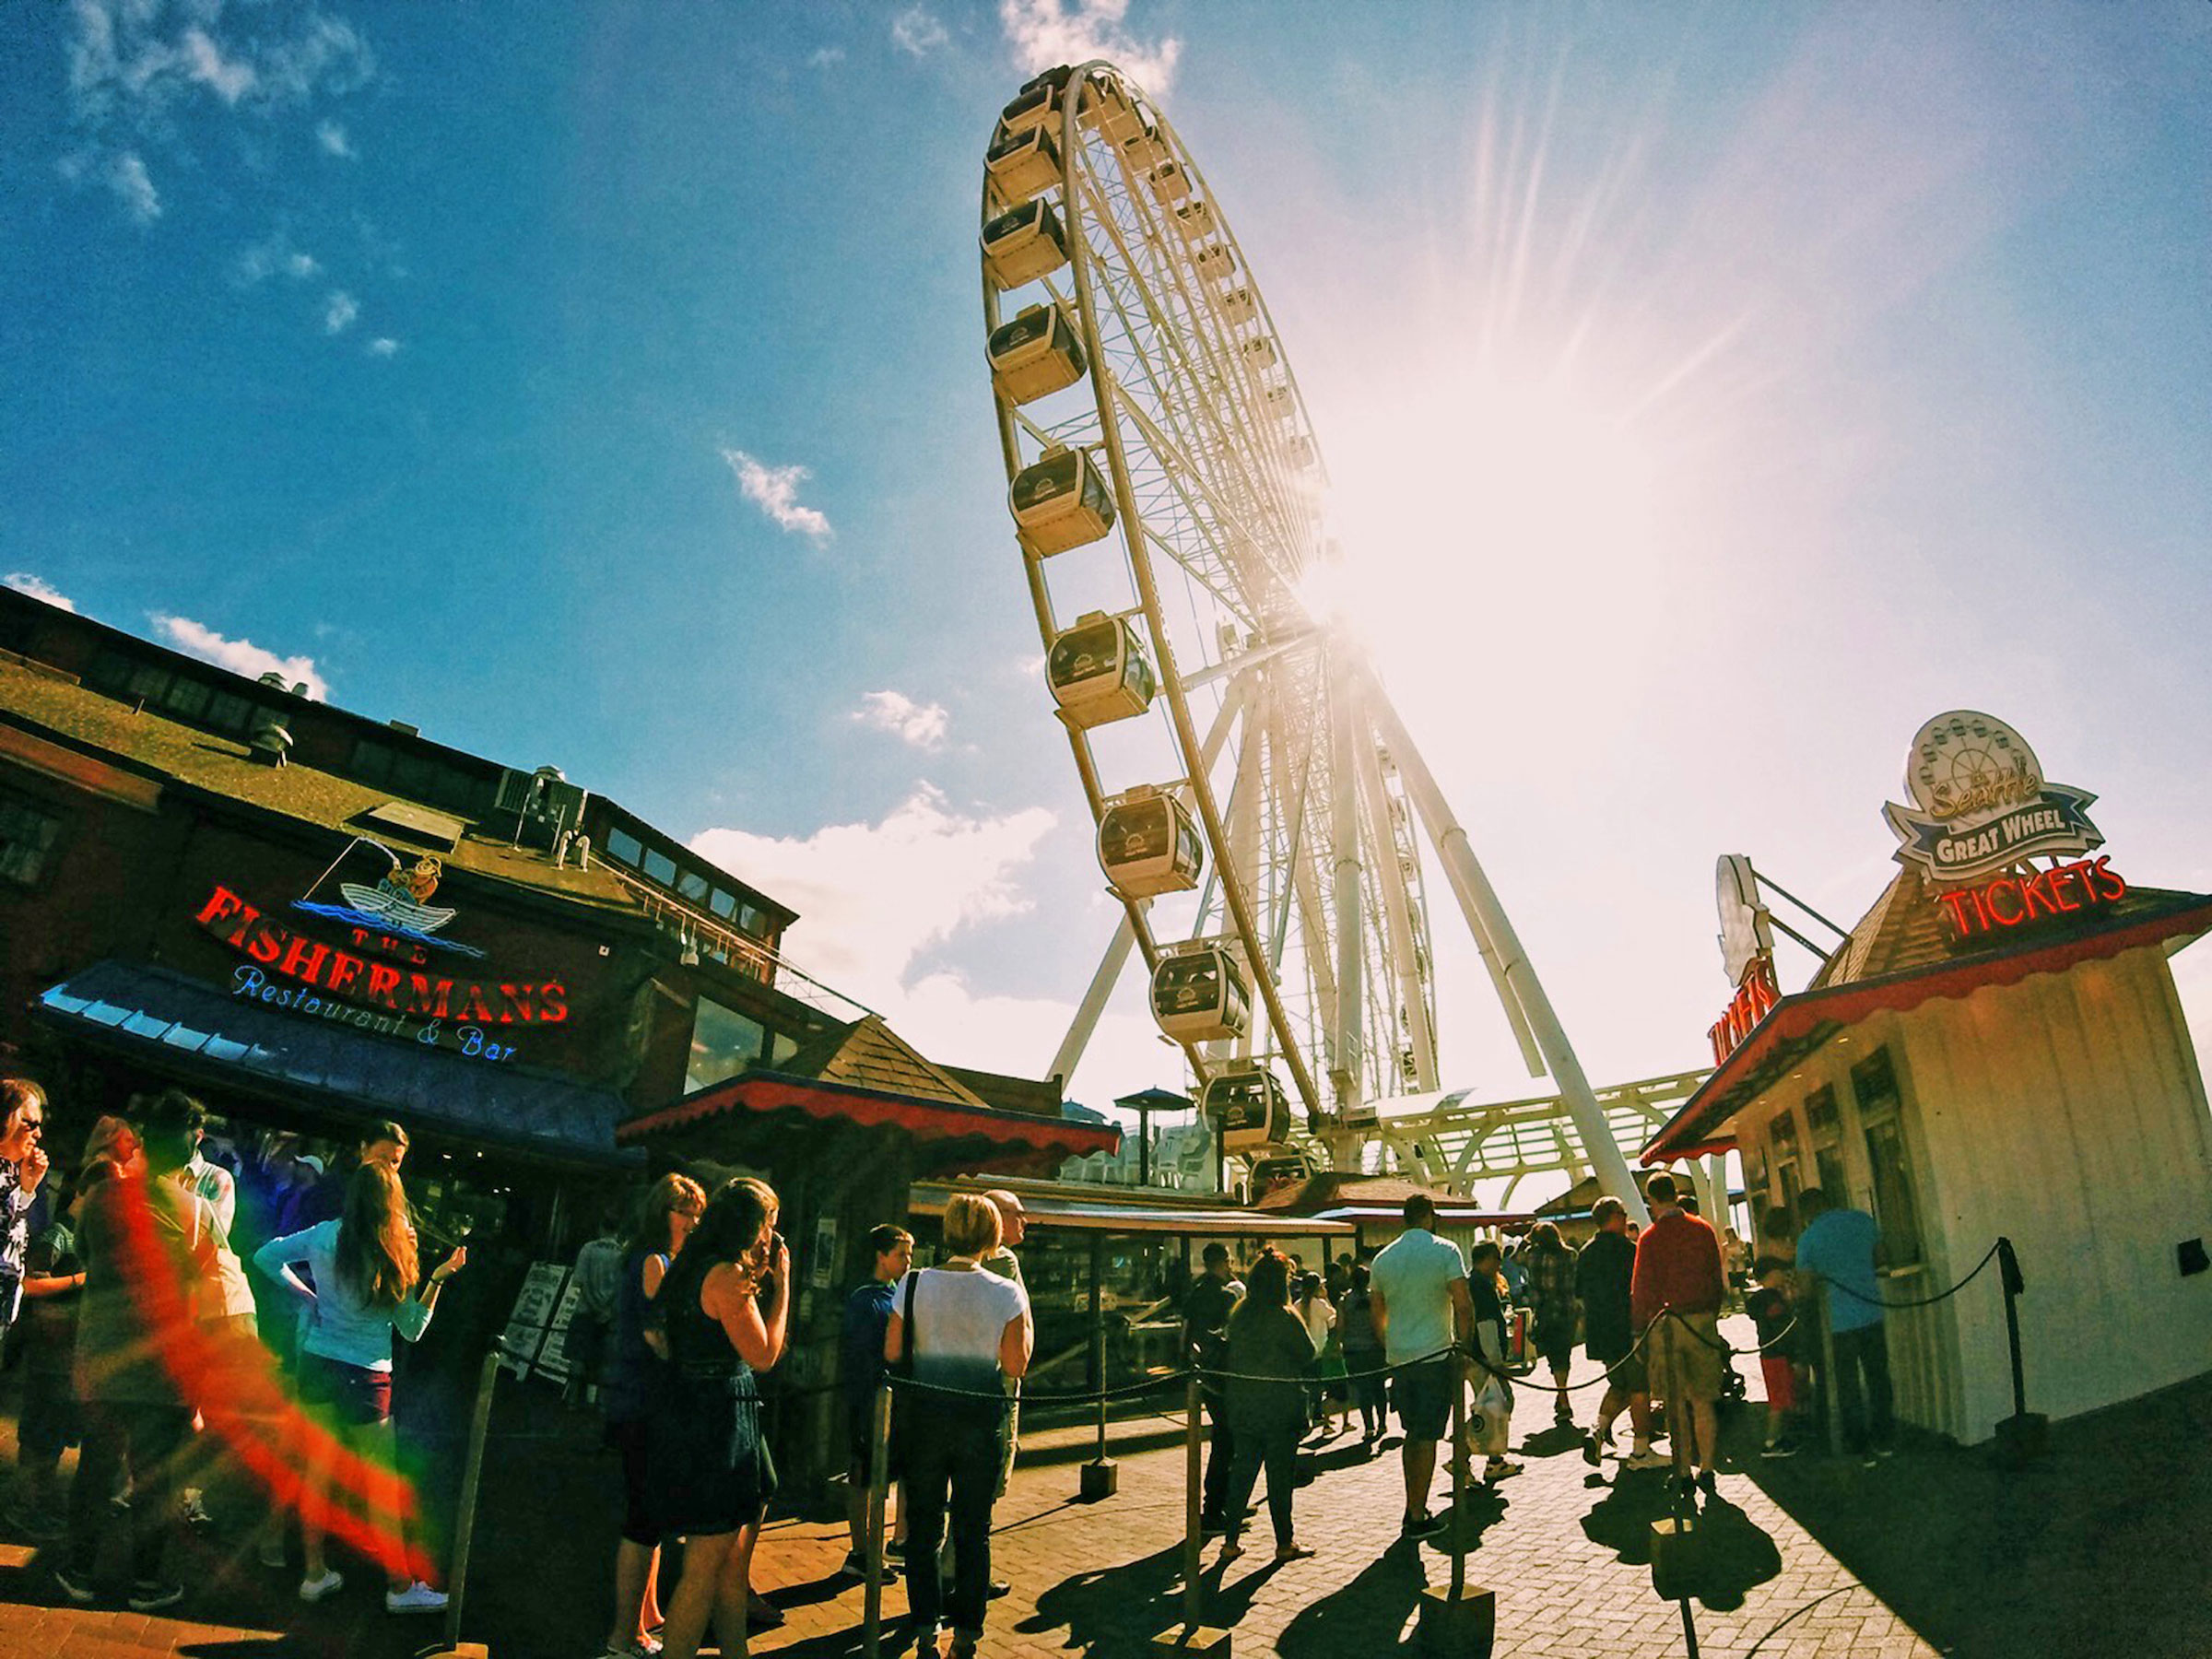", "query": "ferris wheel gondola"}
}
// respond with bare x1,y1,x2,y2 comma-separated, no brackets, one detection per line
976,61,1656,1210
